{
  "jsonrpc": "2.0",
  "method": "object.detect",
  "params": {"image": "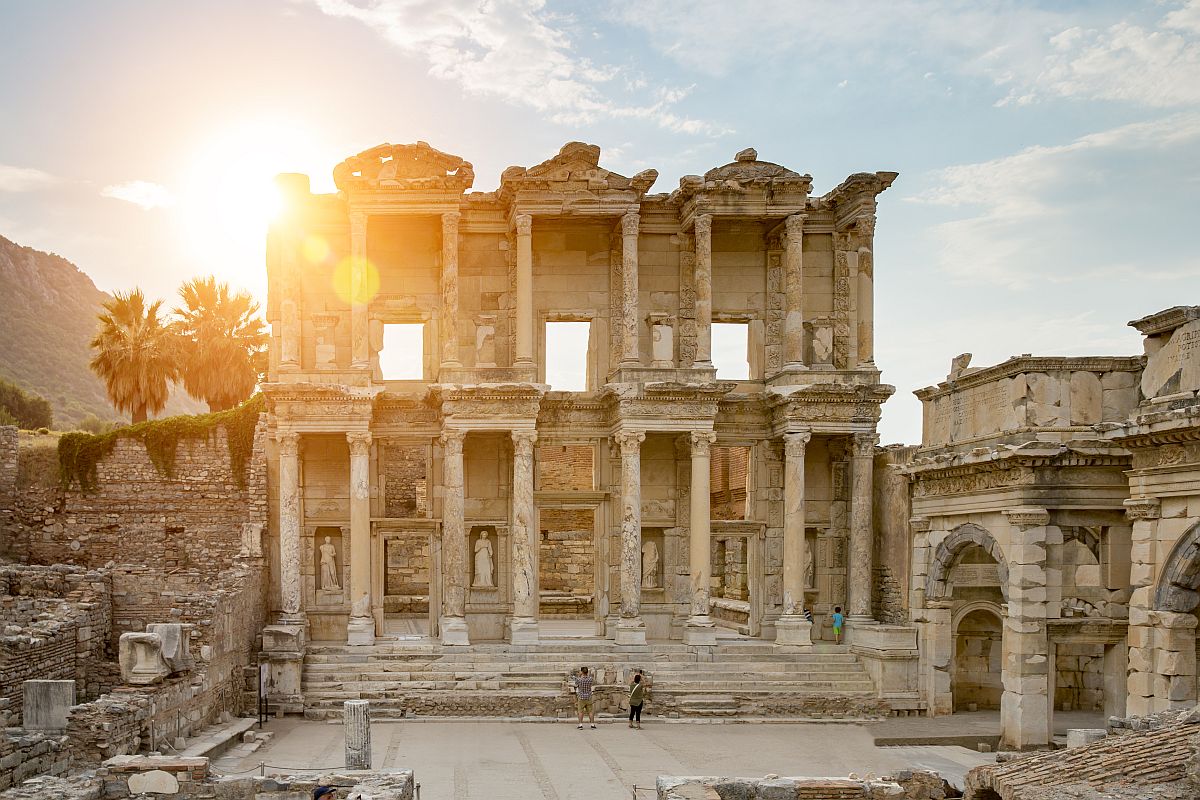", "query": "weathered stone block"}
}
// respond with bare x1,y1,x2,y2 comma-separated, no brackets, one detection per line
22,680,75,731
